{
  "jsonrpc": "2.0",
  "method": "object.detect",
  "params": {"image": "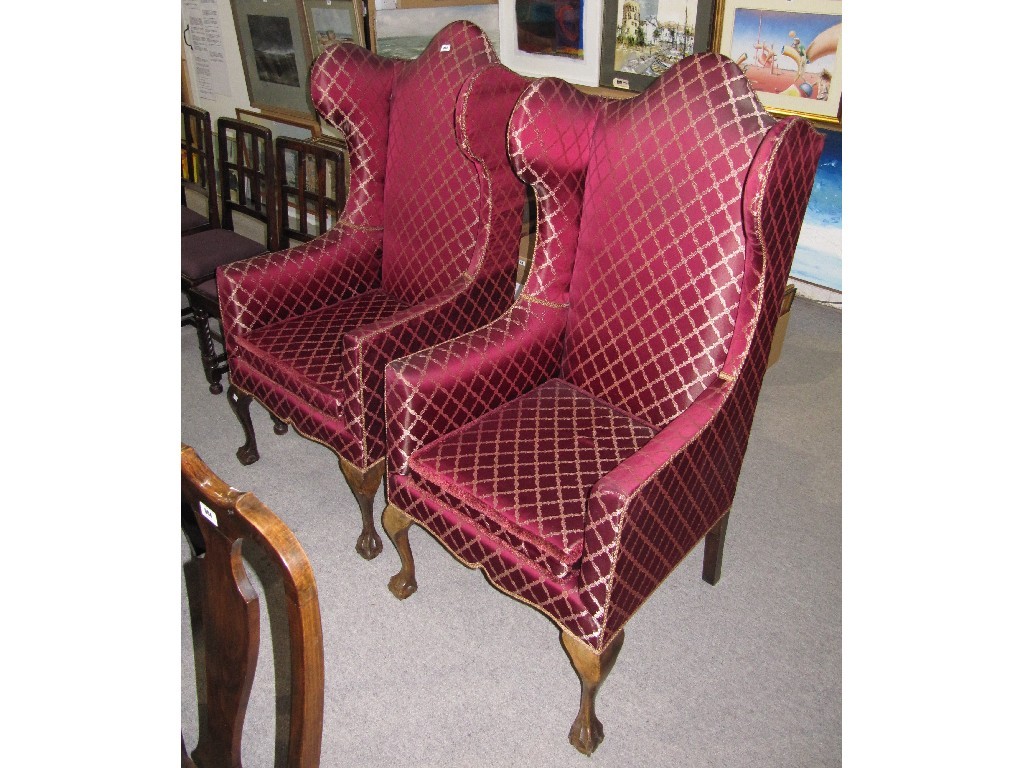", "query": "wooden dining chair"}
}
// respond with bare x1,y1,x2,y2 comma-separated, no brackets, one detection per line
181,444,324,768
